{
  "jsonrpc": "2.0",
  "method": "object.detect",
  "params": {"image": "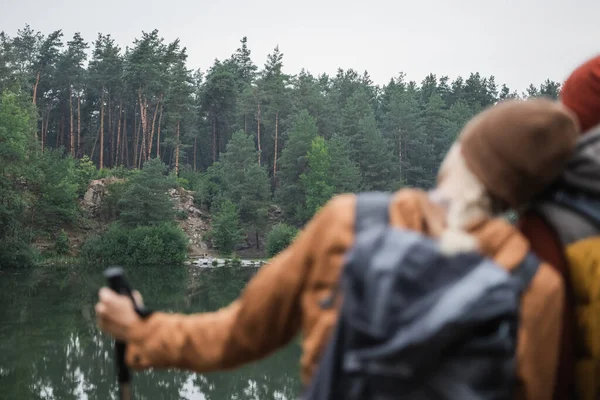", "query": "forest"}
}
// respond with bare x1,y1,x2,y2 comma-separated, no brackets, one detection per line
0,25,563,267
